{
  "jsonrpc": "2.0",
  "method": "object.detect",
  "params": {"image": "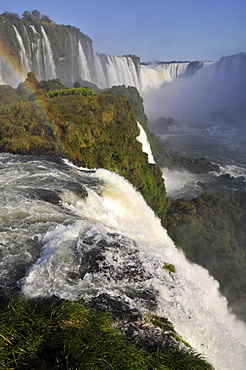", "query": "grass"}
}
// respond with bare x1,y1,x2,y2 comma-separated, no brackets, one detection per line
0,297,214,369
